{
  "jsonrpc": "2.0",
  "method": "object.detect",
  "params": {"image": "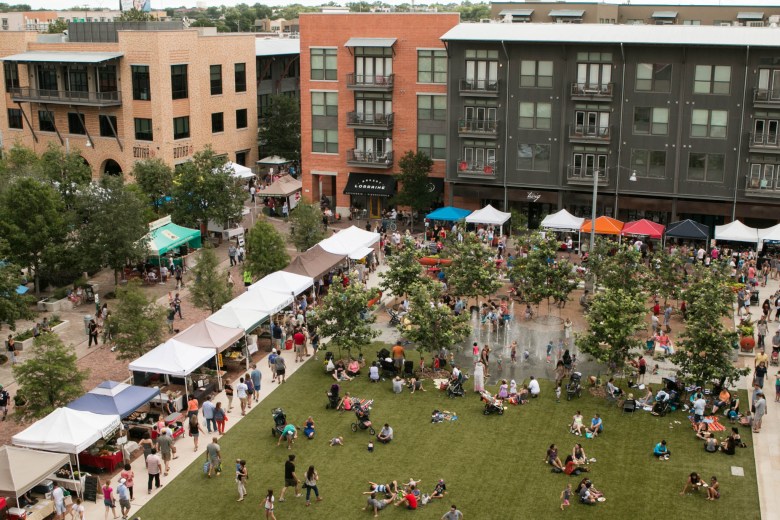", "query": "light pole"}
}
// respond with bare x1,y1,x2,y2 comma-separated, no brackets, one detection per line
588,167,638,255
